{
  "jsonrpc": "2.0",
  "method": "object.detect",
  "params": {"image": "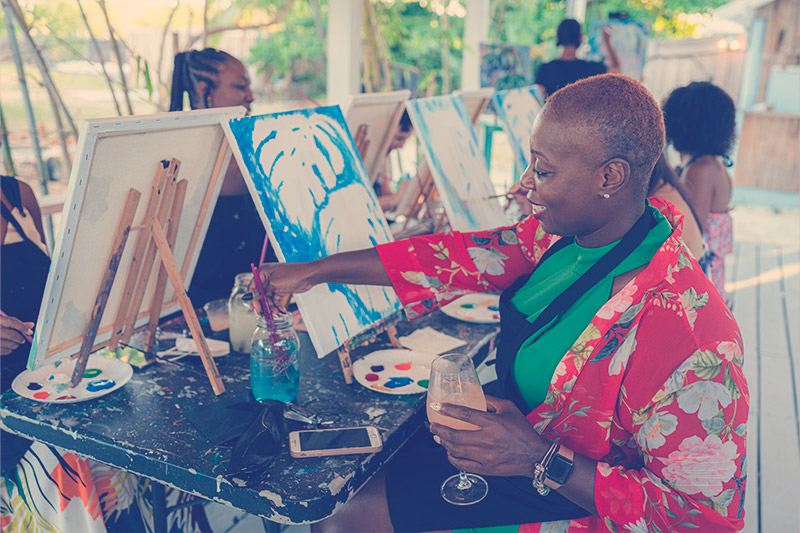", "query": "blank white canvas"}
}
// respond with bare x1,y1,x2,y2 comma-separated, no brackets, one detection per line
492,86,542,176
224,106,402,358
406,95,506,232
30,107,244,369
